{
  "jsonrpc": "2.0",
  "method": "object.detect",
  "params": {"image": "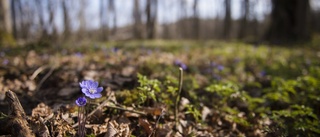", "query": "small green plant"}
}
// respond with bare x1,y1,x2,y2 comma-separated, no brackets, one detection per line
135,73,181,107
205,82,240,104
269,105,320,136
223,107,250,127
185,104,202,123
137,73,161,105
